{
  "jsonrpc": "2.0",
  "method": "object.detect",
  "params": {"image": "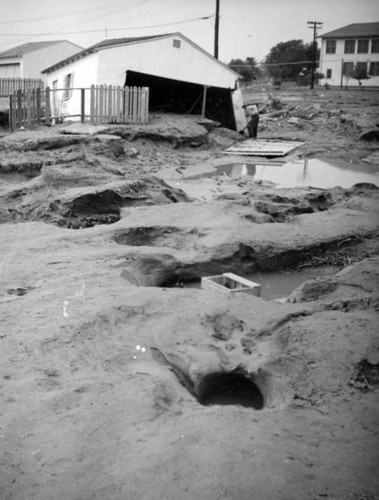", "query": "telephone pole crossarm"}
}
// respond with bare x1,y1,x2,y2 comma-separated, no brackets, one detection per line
307,21,323,89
